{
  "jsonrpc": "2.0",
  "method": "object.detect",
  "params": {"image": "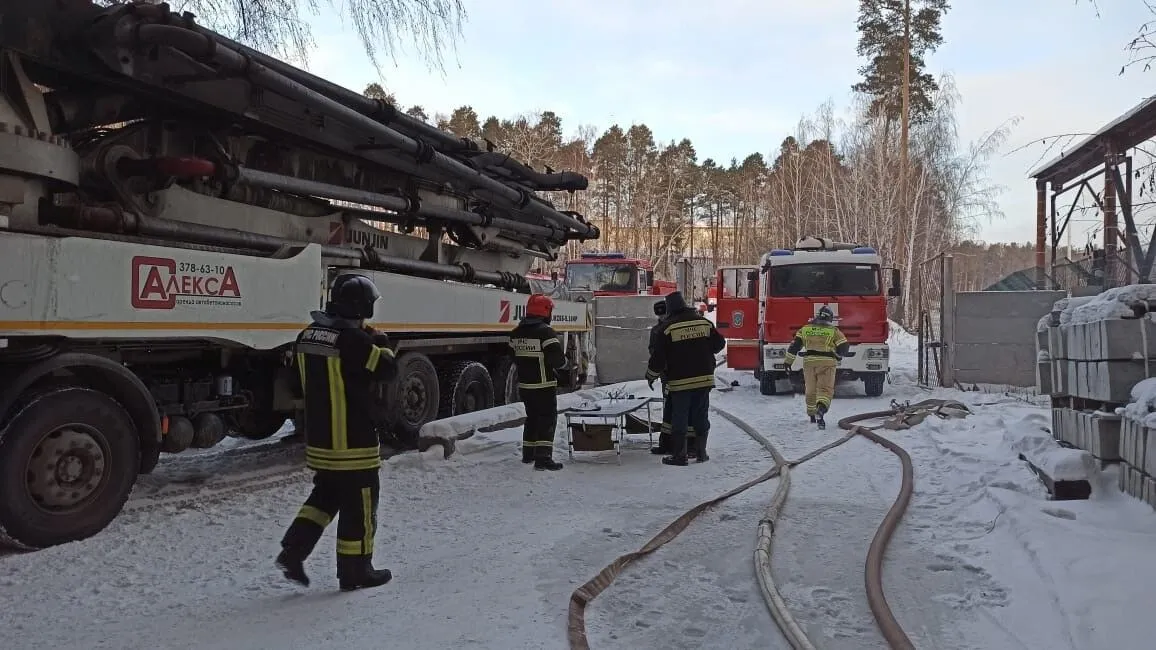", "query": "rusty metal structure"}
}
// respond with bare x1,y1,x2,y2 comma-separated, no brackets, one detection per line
1030,96,1156,289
